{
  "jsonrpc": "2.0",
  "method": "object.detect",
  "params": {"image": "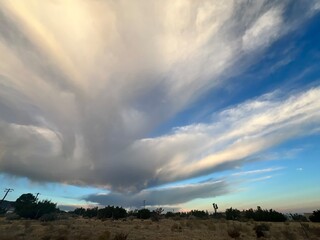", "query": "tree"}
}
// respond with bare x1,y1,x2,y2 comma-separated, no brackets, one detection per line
15,193,37,219
15,193,57,219
309,210,320,222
